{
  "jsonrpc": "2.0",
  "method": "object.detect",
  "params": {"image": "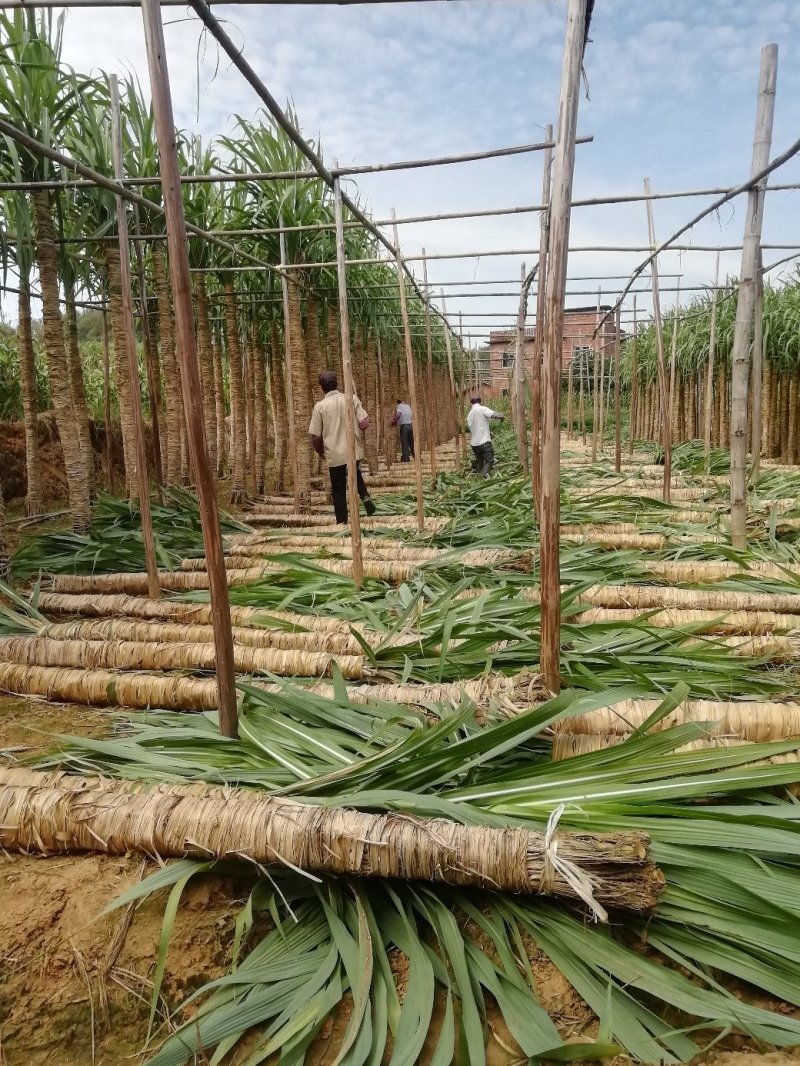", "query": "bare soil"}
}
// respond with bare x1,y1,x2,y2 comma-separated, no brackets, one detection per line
0,695,798,1065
